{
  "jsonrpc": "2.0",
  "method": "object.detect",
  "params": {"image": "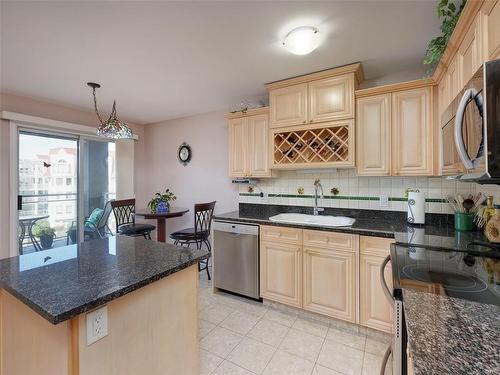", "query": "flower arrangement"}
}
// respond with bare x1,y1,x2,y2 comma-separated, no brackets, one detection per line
148,189,176,213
